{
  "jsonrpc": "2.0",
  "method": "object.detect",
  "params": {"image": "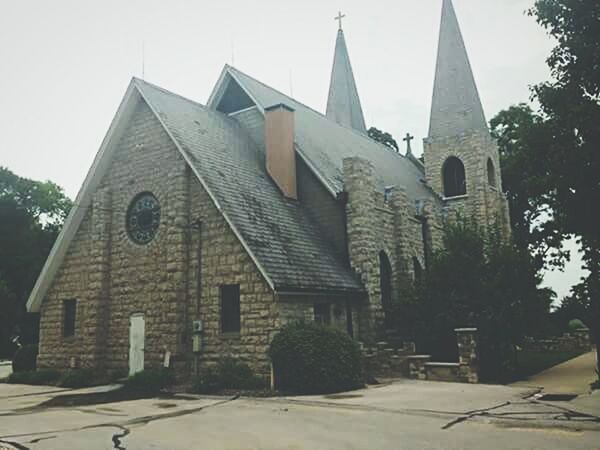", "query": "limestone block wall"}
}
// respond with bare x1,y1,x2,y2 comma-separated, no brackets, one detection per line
185,175,277,378
423,131,510,234
343,157,437,342
38,99,278,378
